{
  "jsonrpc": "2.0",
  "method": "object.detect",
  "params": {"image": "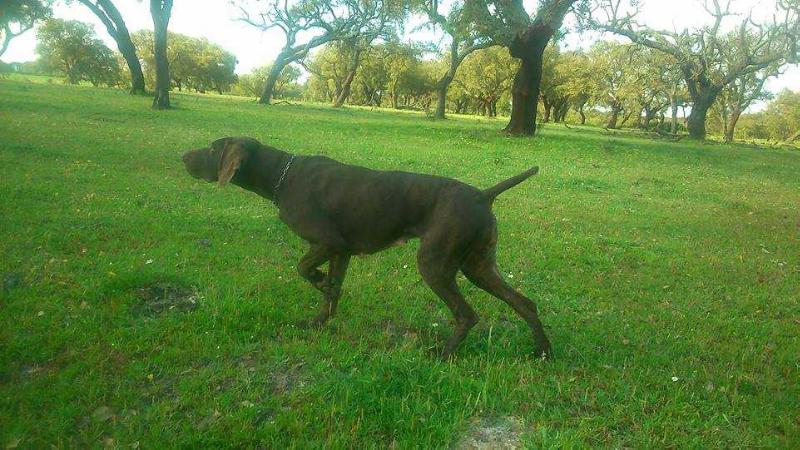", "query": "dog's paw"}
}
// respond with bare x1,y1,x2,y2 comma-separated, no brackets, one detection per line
533,346,553,361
